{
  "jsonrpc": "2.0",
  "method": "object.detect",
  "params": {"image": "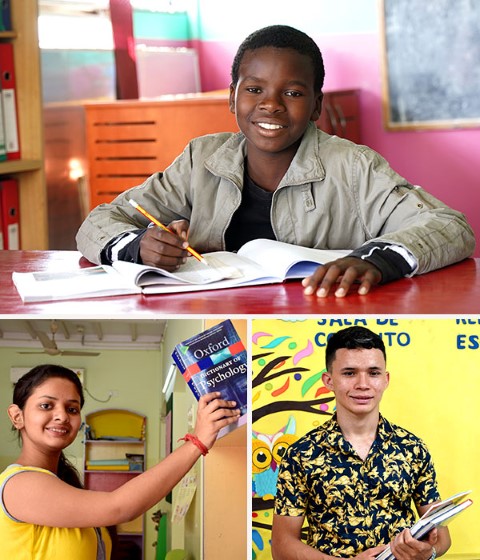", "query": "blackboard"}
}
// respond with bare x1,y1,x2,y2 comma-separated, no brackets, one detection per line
380,0,480,130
